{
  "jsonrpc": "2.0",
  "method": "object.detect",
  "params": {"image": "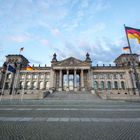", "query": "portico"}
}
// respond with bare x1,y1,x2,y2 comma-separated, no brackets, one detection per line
54,68,91,91
50,54,92,92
